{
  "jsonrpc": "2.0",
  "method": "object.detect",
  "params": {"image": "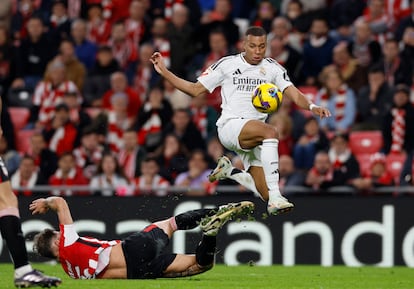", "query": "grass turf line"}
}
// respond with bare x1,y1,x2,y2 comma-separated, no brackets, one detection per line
0,264,413,289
